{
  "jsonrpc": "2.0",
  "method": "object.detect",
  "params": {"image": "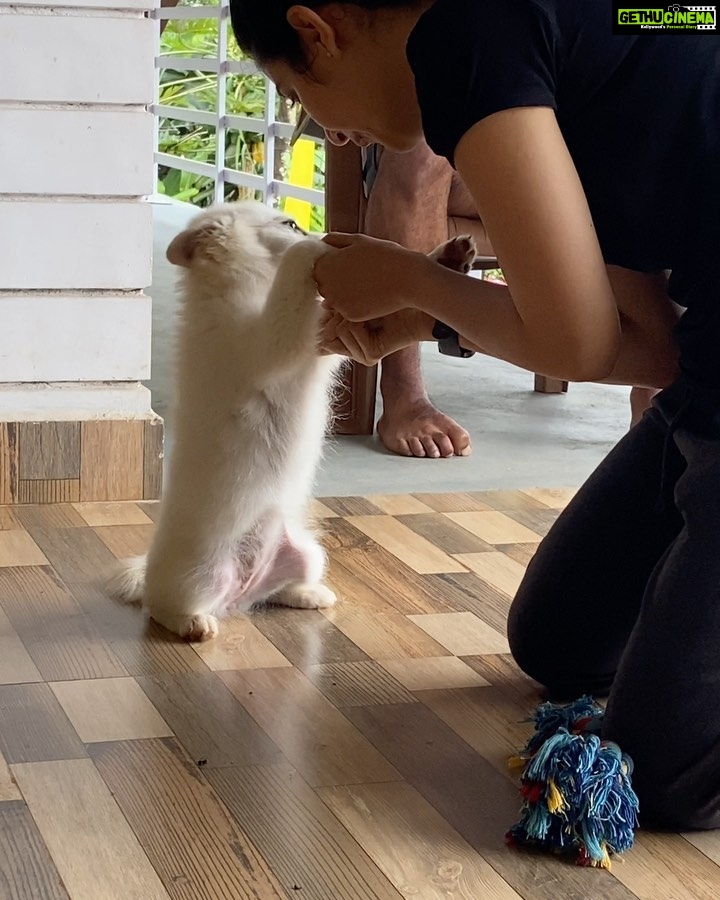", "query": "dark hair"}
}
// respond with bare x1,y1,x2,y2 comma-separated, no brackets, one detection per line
230,1,418,68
